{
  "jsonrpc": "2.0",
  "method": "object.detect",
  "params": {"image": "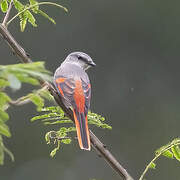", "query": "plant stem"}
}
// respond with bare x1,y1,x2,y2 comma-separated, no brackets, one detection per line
0,23,134,180
2,0,13,27
139,142,180,180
